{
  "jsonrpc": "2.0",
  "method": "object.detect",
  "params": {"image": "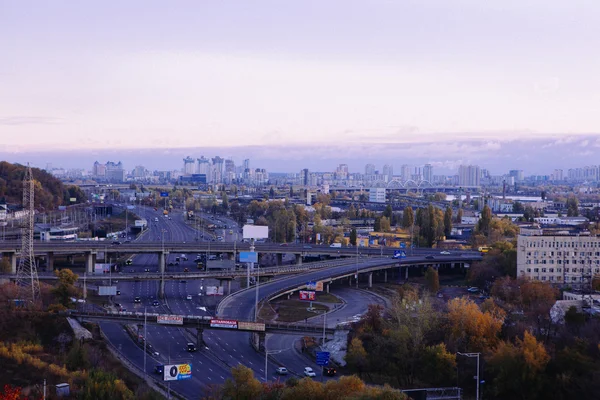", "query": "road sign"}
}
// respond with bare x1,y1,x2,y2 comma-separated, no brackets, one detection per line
239,251,258,263
393,250,407,259
299,290,316,301
164,363,192,381
306,281,317,290
157,315,183,325
400,242,406,249
238,321,266,332
160,192,169,197
316,351,330,366
210,319,238,329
